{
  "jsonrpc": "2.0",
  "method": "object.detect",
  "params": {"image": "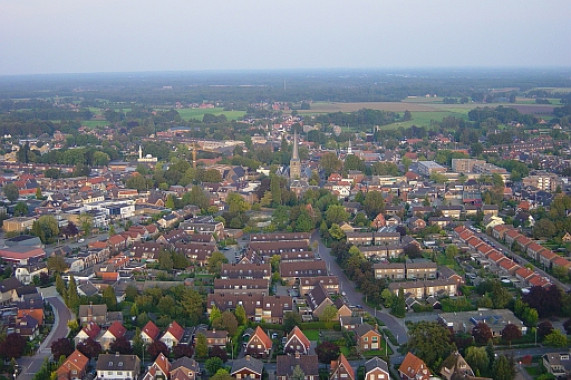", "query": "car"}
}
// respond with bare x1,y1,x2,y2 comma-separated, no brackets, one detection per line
78,238,85,243
341,291,346,297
